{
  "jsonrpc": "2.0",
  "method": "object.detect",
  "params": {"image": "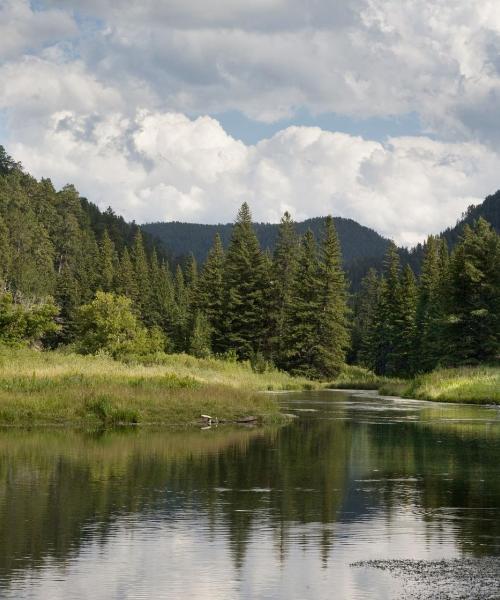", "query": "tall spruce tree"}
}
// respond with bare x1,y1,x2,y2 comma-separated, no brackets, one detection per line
98,229,117,292
223,203,267,359
415,236,445,372
354,268,380,367
445,218,500,364
173,265,190,351
116,247,138,302
315,216,350,378
284,230,322,377
131,230,151,321
369,243,401,376
270,212,299,367
393,264,418,376
198,233,225,354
